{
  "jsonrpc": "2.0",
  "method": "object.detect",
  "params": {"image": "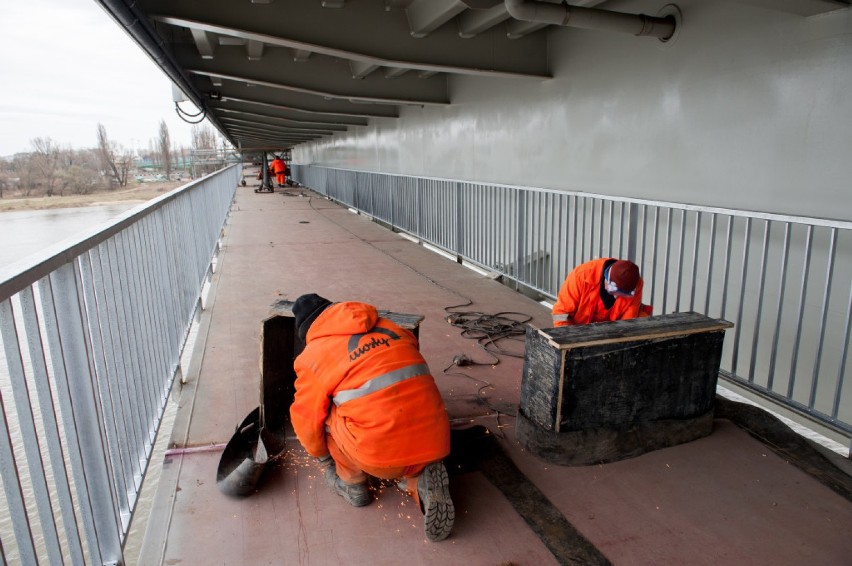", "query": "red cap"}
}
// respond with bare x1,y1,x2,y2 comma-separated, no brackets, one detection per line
609,260,640,292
